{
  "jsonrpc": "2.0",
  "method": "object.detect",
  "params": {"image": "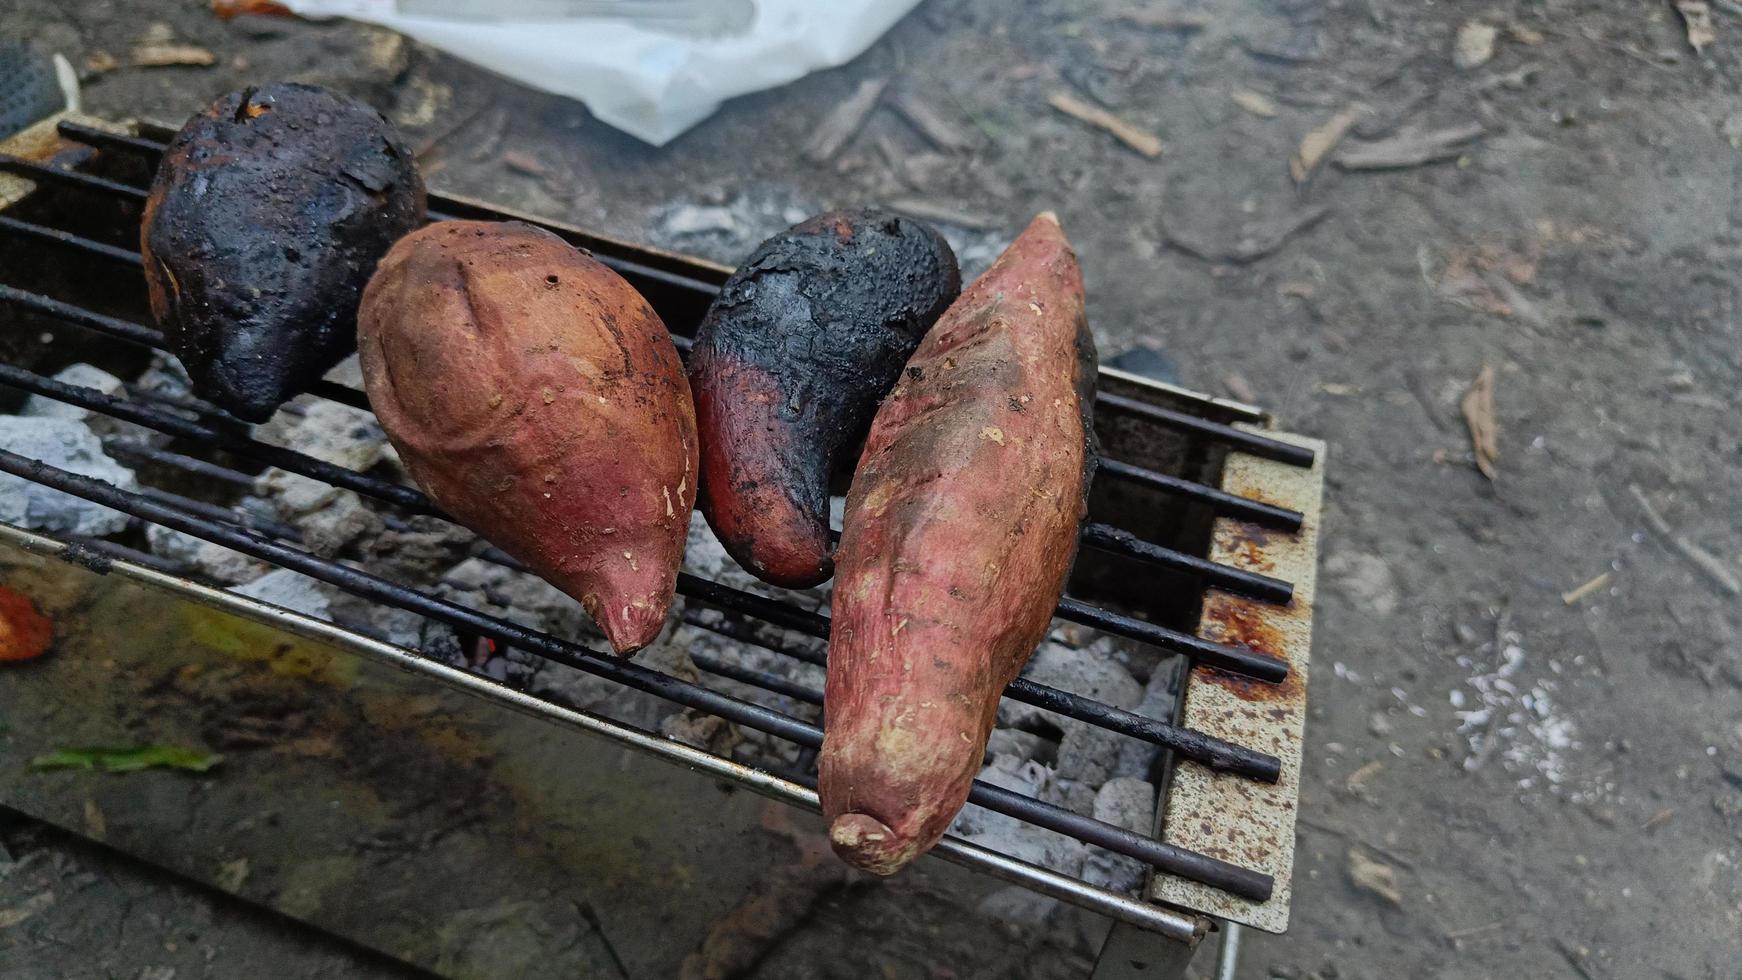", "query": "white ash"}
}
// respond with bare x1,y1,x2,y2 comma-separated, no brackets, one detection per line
1112,655,1187,781
986,728,1055,766
951,754,1091,876
1080,777,1158,895
145,524,270,585
1453,626,1581,794
648,192,816,265
134,352,193,402
254,397,391,472
999,640,1143,733
255,469,342,519
0,416,137,537
229,568,334,622
22,363,121,425
1055,719,1125,788
296,491,384,558
1040,776,1097,817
